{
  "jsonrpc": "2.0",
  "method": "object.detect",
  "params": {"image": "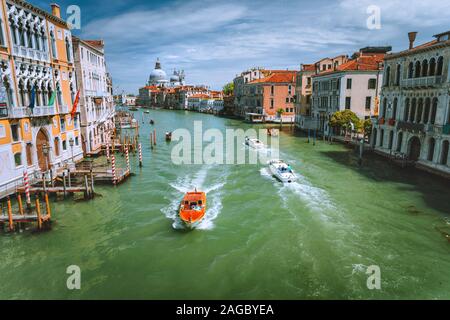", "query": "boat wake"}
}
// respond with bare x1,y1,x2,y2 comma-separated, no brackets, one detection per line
161,167,226,230
260,167,336,213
